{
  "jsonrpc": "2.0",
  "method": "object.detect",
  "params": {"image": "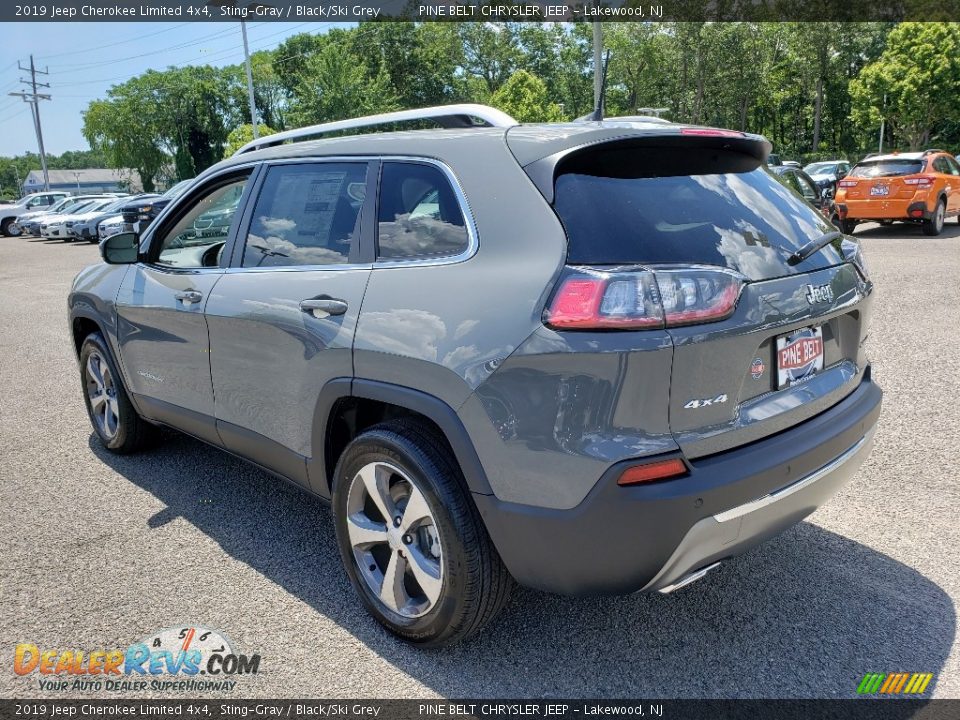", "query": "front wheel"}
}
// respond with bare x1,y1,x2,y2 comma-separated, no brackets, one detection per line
1,219,21,237
923,200,946,237
79,332,157,453
332,421,512,647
